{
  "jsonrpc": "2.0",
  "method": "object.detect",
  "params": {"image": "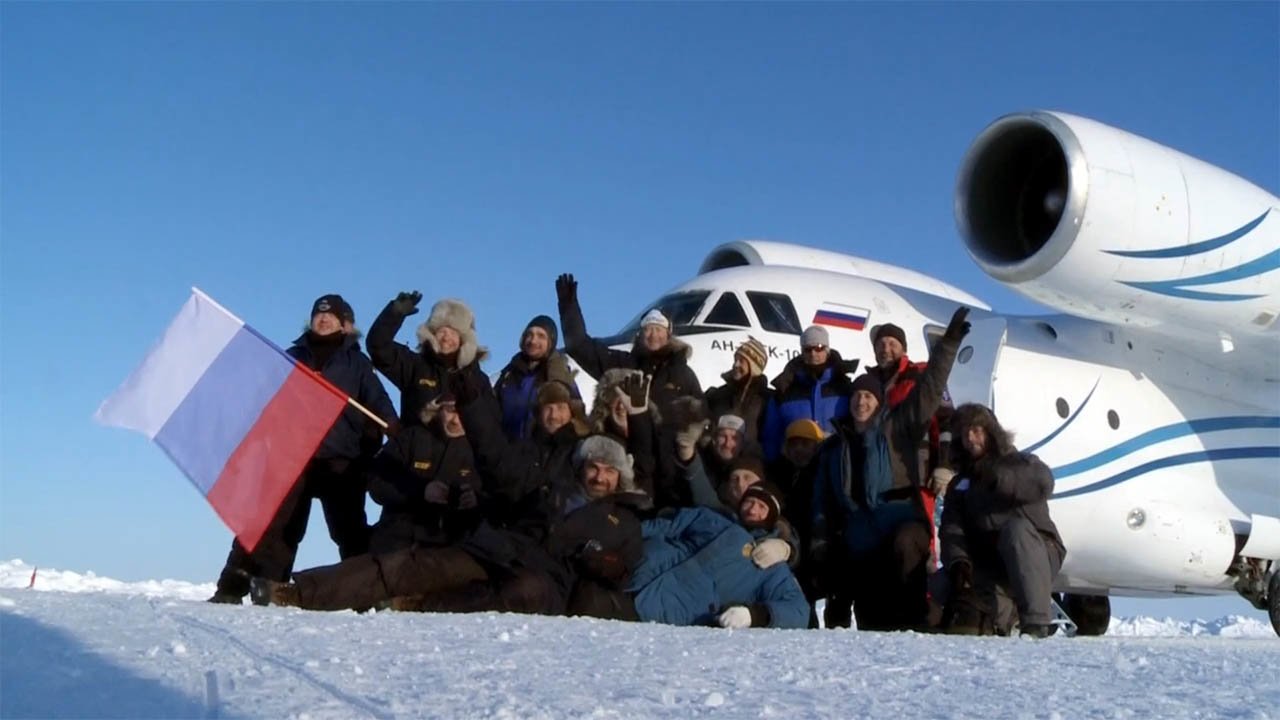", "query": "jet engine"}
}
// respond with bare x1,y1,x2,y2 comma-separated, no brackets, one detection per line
955,112,1279,338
